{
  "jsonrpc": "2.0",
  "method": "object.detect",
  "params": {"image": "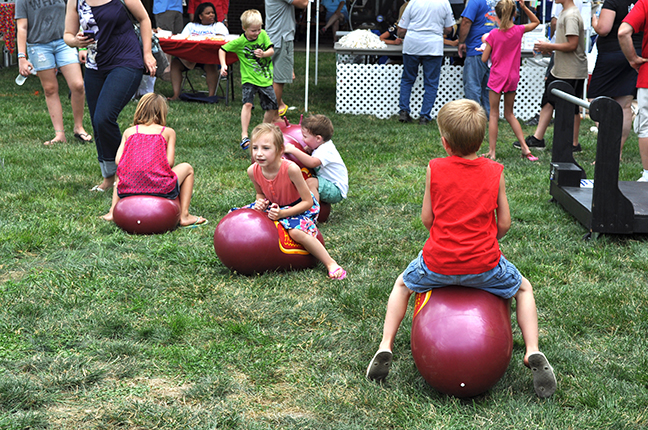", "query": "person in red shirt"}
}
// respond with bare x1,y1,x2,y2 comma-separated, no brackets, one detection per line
187,0,228,24
619,1,648,181
101,93,207,227
365,99,556,399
